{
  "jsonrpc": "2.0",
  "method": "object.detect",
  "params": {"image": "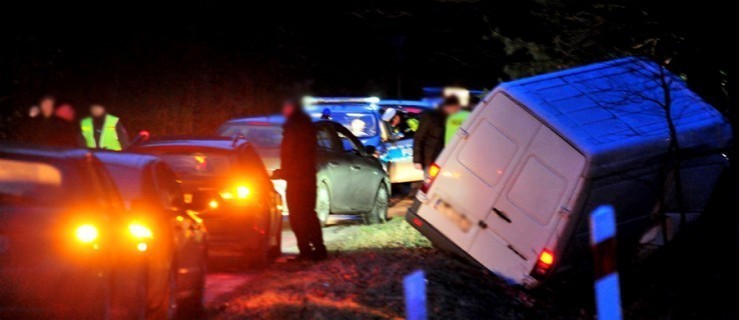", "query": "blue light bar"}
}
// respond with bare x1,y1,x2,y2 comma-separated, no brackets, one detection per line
303,96,380,105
